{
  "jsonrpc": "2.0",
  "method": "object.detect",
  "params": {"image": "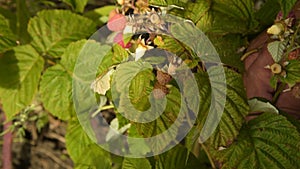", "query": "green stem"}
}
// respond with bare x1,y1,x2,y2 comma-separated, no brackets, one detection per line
91,105,115,118
272,83,287,104
101,105,115,111
240,49,259,61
